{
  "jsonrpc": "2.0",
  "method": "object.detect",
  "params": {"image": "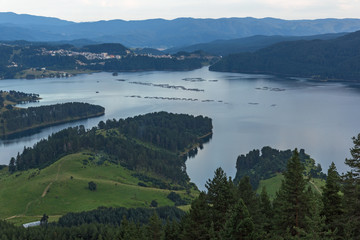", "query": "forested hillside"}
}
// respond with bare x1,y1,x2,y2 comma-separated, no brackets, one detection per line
210,30,360,81
2,134,360,239
9,112,213,185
